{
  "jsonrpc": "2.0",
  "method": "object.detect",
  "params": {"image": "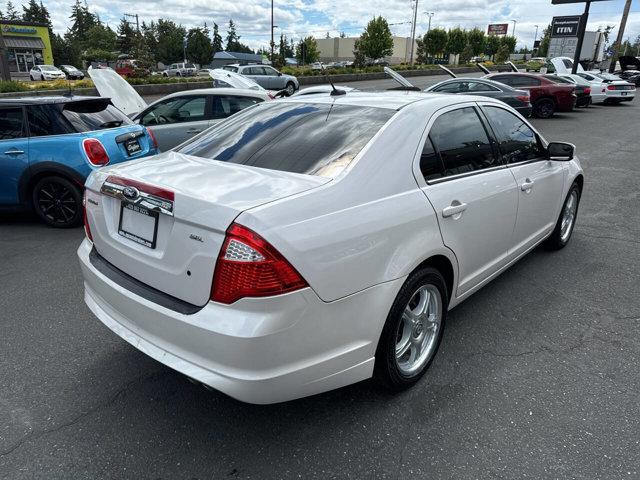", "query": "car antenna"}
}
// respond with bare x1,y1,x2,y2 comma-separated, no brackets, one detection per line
438,64,457,78
320,64,345,96
476,63,491,75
